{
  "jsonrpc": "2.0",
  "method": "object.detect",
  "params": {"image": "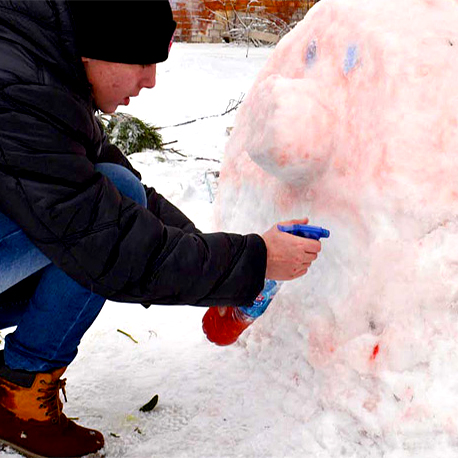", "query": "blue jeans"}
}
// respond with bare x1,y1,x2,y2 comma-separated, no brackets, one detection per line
0,163,147,372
